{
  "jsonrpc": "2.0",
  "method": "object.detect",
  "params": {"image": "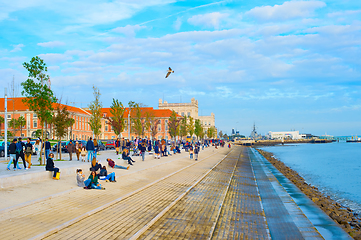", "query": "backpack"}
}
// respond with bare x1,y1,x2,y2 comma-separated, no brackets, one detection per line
16,142,23,153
